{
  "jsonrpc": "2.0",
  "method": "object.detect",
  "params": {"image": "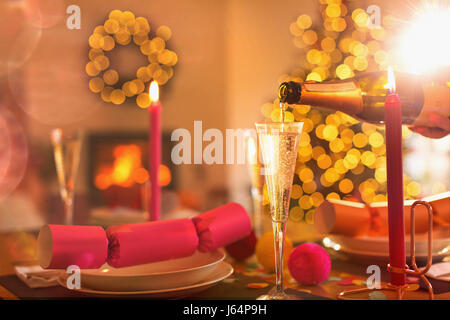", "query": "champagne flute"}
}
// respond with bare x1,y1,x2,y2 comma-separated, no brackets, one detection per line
50,128,82,225
245,133,265,237
255,122,303,300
